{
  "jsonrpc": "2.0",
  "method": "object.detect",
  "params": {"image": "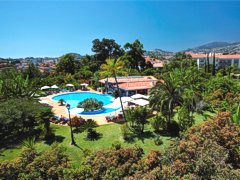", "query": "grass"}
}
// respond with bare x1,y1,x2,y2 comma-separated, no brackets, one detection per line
0,113,206,166
0,123,173,167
